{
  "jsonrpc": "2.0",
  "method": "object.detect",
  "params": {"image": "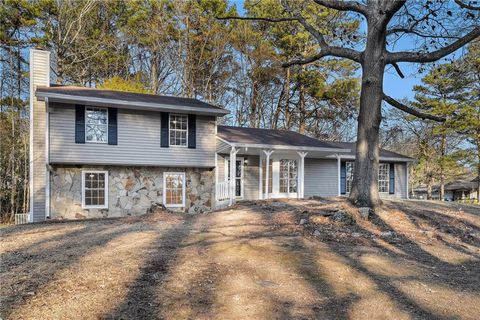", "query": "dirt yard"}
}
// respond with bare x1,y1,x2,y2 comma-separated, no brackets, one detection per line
1,198,479,319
